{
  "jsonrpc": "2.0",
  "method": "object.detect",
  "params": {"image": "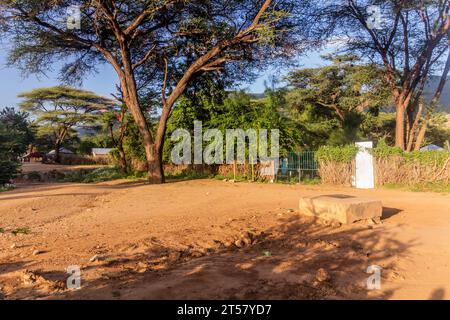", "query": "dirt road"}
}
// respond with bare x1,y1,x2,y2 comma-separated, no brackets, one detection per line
0,179,449,299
